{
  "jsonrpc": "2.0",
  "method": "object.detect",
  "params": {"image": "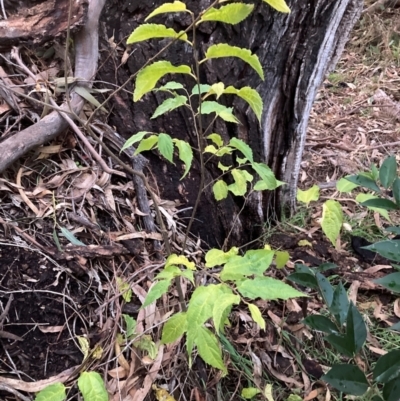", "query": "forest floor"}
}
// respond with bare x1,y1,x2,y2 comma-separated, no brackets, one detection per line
1,3,400,401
